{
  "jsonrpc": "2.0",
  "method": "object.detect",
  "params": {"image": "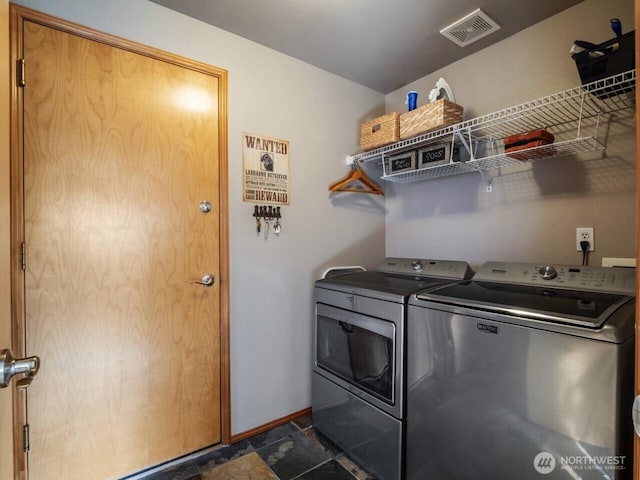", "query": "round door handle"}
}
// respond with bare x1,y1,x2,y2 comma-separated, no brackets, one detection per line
0,349,40,389
633,395,640,437
192,273,215,287
199,201,212,214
